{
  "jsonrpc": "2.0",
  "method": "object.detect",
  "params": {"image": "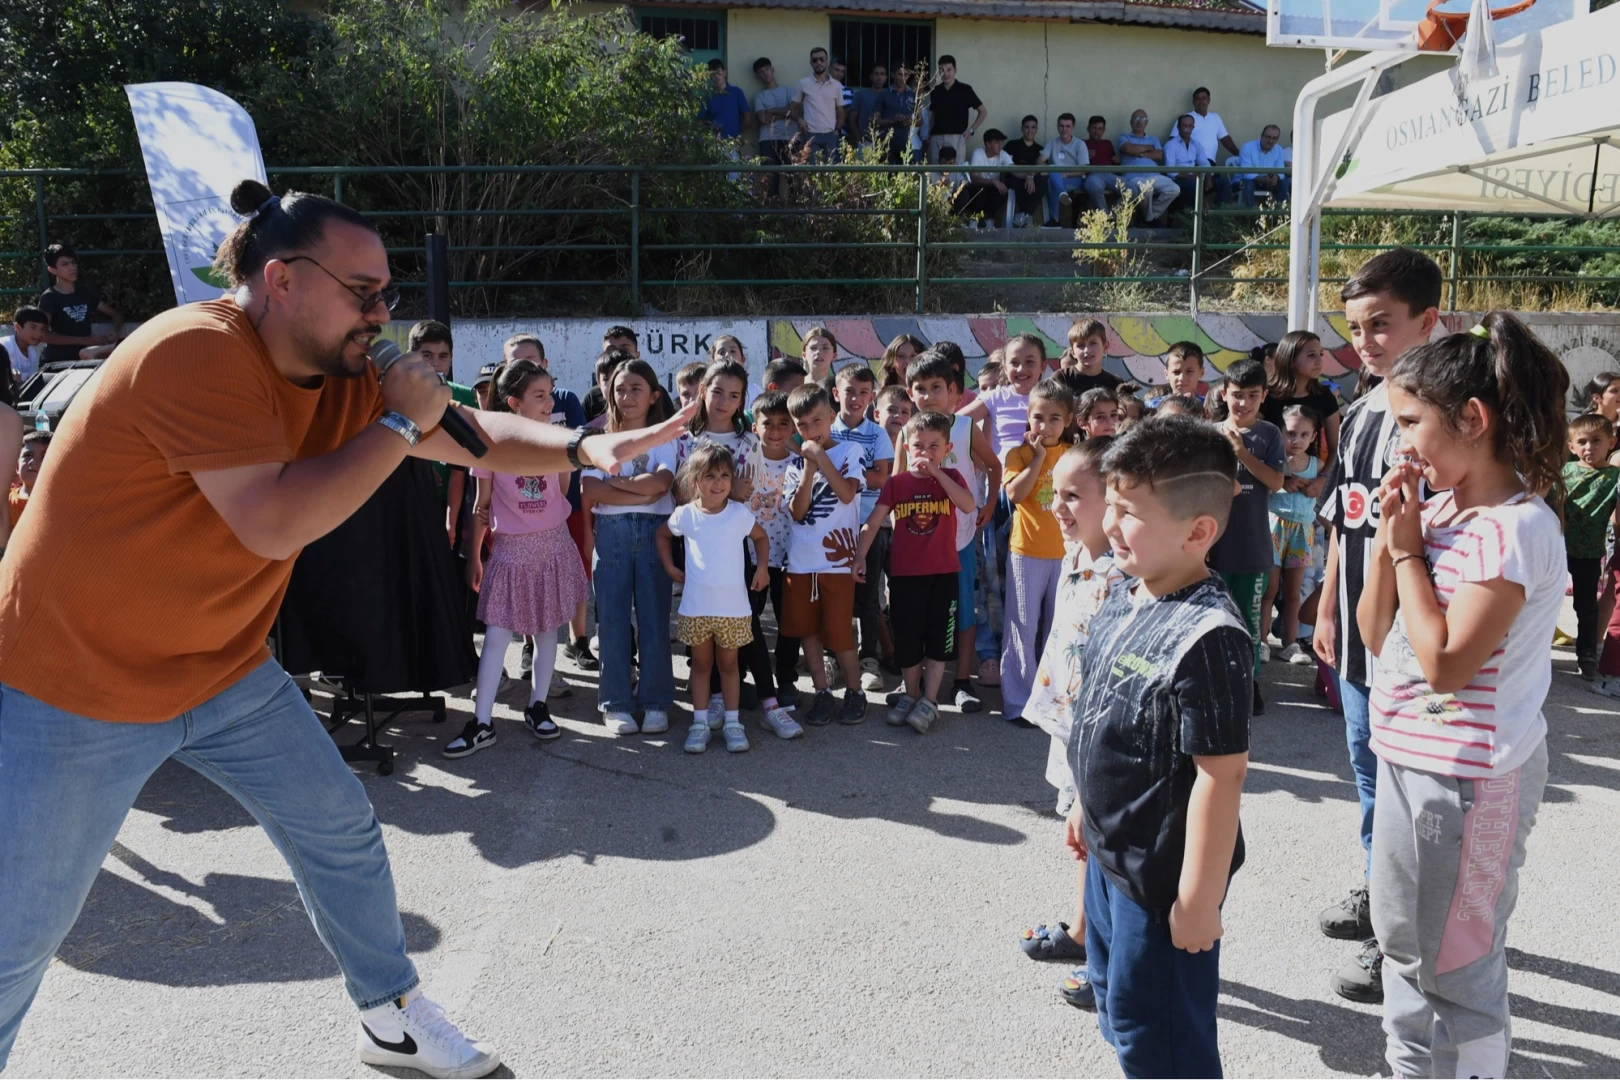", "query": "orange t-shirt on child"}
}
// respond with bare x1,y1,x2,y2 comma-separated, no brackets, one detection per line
1002,442,1066,560
0,297,383,723
7,488,26,530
